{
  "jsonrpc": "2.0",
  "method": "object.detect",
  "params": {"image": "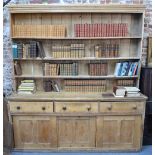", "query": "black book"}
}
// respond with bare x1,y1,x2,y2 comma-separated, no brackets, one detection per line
17,43,23,58
30,41,37,58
